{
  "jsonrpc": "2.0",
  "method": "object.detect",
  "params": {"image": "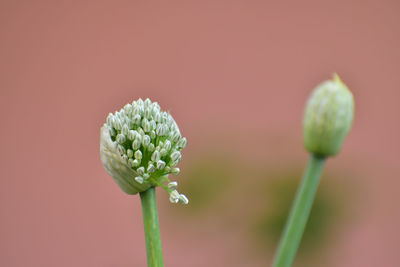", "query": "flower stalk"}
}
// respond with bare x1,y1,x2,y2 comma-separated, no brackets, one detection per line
272,154,325,267
140,187,164,267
